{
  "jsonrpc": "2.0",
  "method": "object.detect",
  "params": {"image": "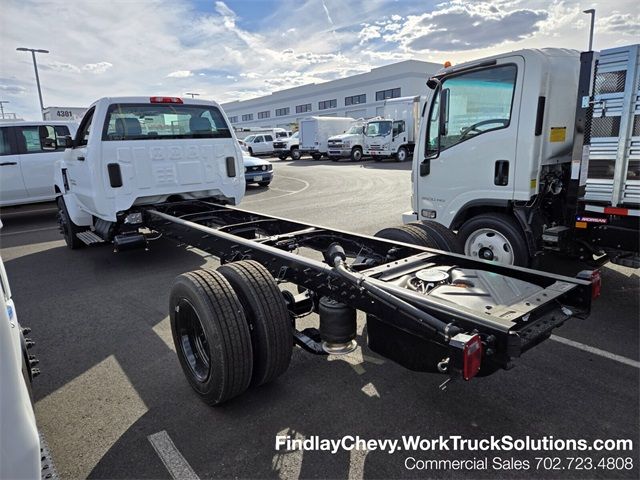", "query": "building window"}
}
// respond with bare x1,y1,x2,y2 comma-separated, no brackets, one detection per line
275,107,290,117
318,99,337,110
228,116,238,123
295,103,312,114
257,111,270,119
376,88,401,101
345,94,366,106
242,114,253,121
